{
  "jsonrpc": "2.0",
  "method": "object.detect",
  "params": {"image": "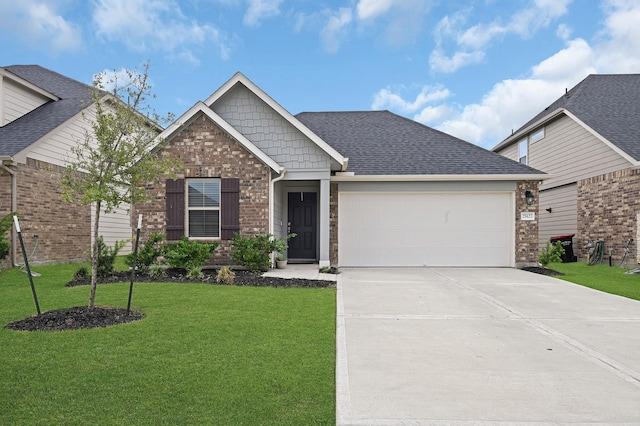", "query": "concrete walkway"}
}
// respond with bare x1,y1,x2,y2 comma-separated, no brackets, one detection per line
336,268,640,425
